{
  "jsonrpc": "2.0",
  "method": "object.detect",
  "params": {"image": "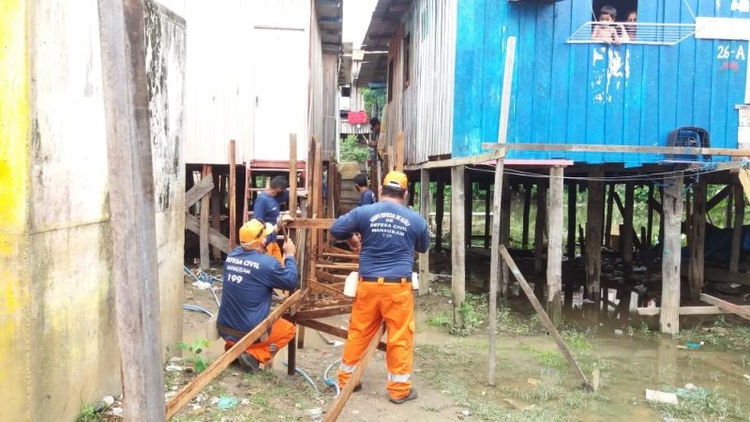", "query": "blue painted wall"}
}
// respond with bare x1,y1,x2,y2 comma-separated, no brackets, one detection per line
452,0,749,165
